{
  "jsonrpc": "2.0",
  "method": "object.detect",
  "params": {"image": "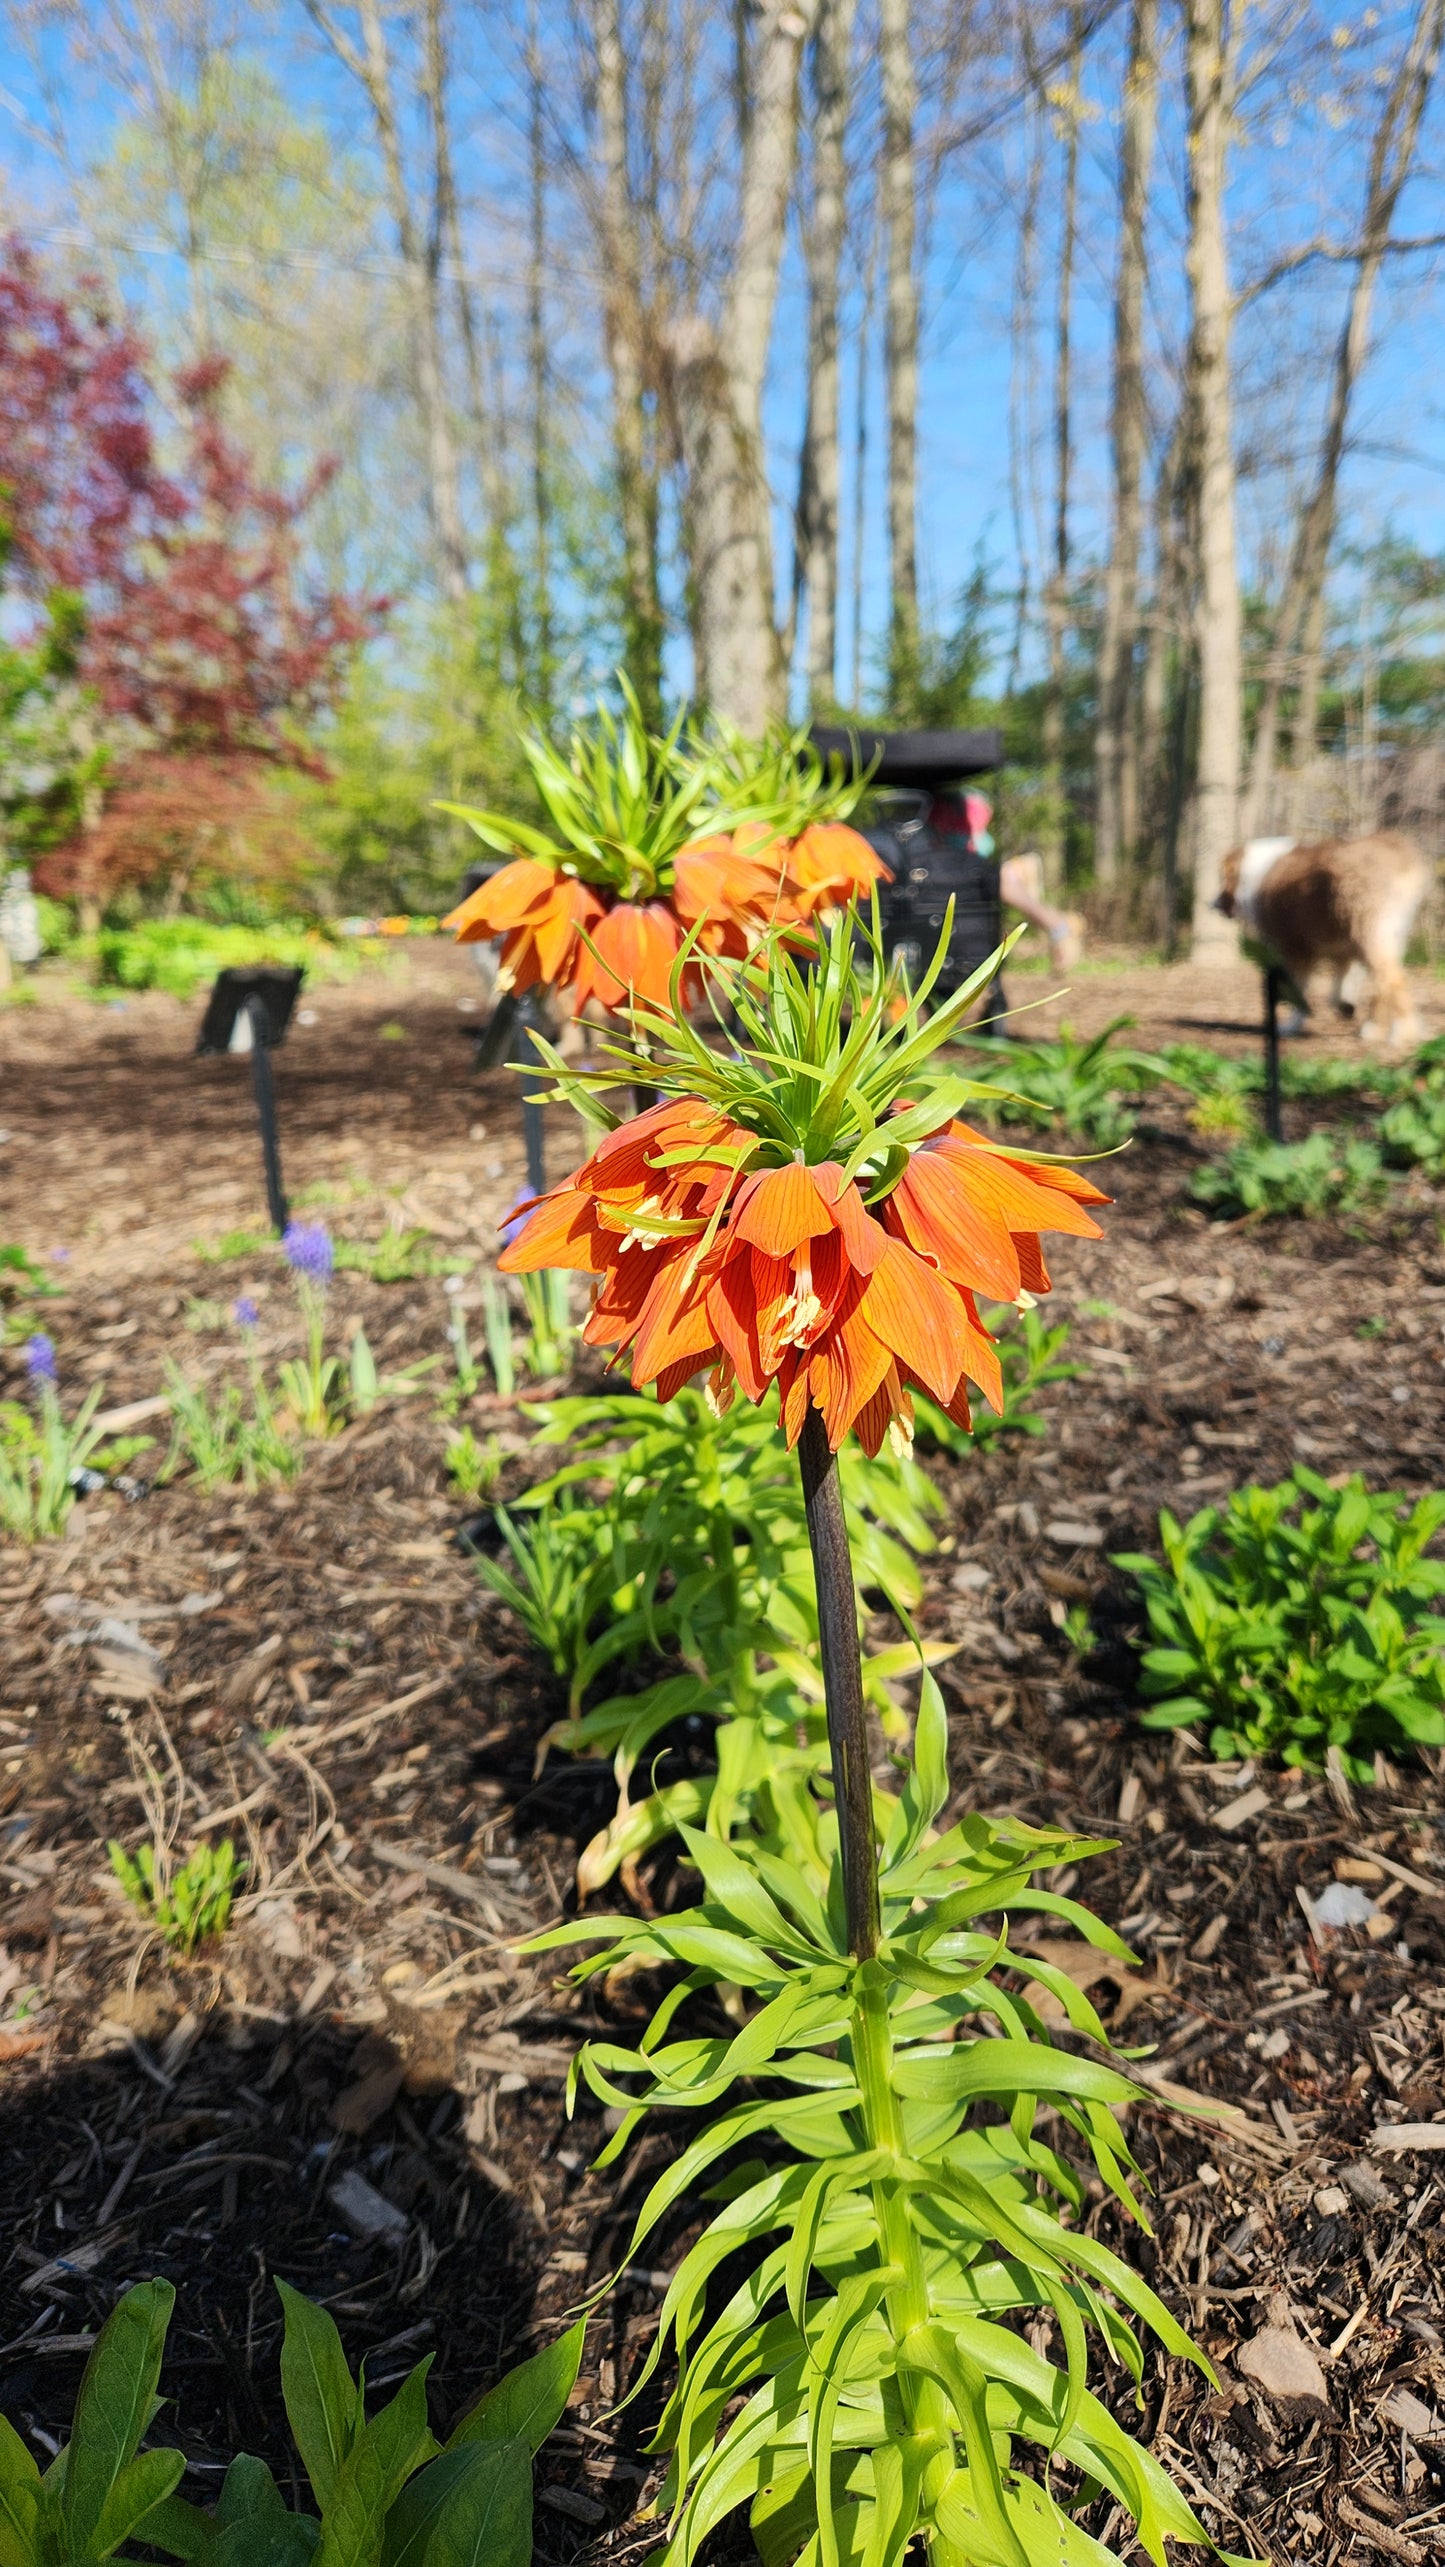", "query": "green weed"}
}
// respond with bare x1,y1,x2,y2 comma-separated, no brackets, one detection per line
108,1836,244,1954
0,2273,580,2567
445,1425,504,1500
0,1381,106,1540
